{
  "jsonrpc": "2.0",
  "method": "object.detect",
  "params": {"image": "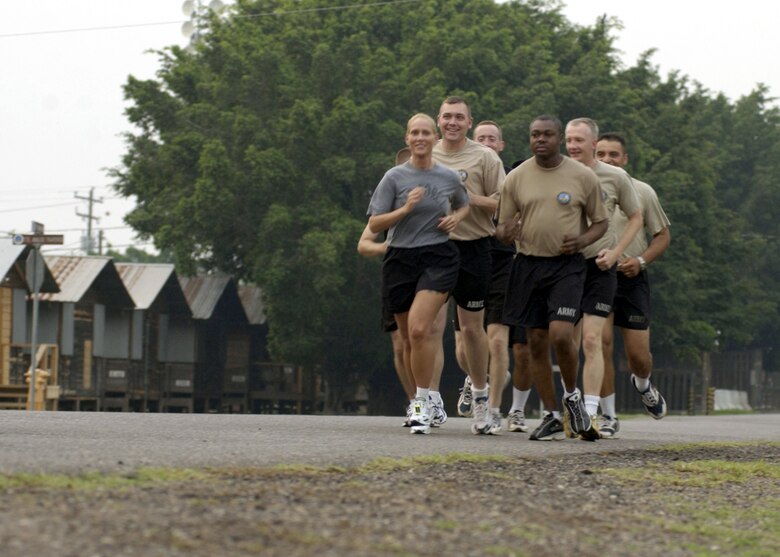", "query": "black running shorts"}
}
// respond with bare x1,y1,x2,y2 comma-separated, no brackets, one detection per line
613,270,651,330
509,324,527,345
503,253,586,329
581,257,617,318
382,242,460,315
381,303,398,333
451,237,491,312
485,247,513,325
